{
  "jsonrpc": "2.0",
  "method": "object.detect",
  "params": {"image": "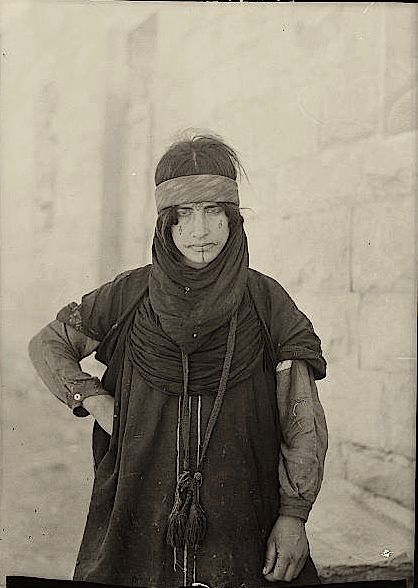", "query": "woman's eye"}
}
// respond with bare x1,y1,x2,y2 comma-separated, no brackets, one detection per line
206,206,222,214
